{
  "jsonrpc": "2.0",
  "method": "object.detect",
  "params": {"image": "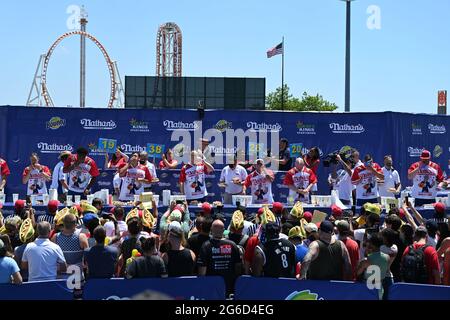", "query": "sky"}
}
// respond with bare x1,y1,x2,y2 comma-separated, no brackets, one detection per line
0,0,449,113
